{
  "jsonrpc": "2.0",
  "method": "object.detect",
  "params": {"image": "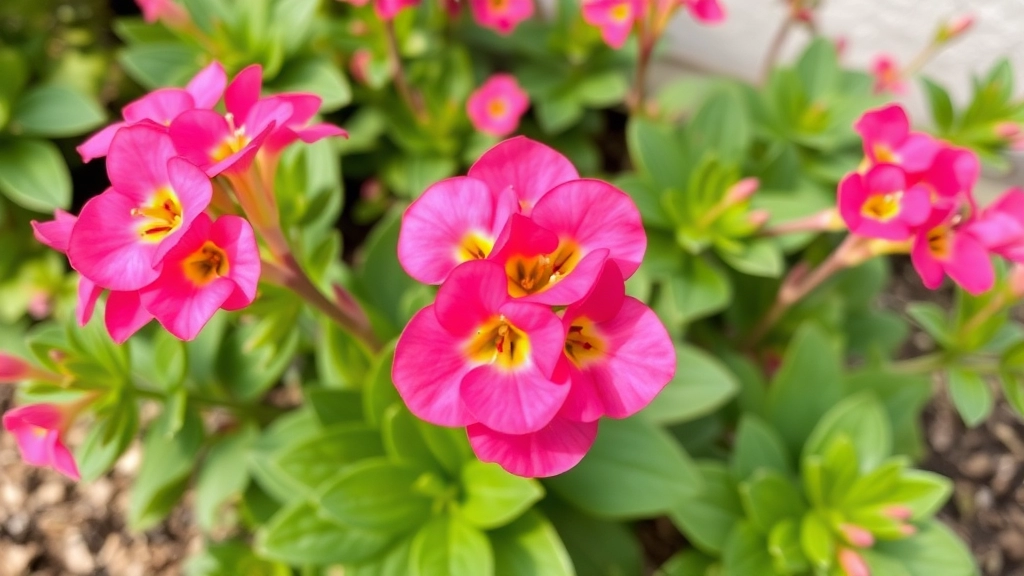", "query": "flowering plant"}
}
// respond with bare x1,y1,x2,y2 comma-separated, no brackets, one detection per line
1,1,1019,575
